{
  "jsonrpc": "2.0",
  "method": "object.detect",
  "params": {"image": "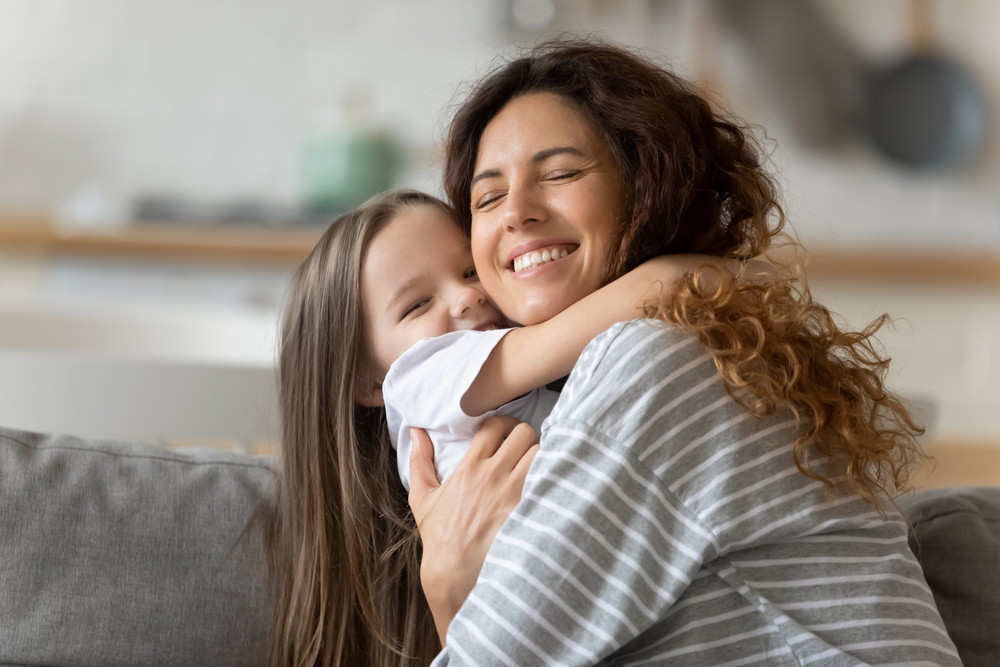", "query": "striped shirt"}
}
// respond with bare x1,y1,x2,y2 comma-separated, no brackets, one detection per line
431,319,960,667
